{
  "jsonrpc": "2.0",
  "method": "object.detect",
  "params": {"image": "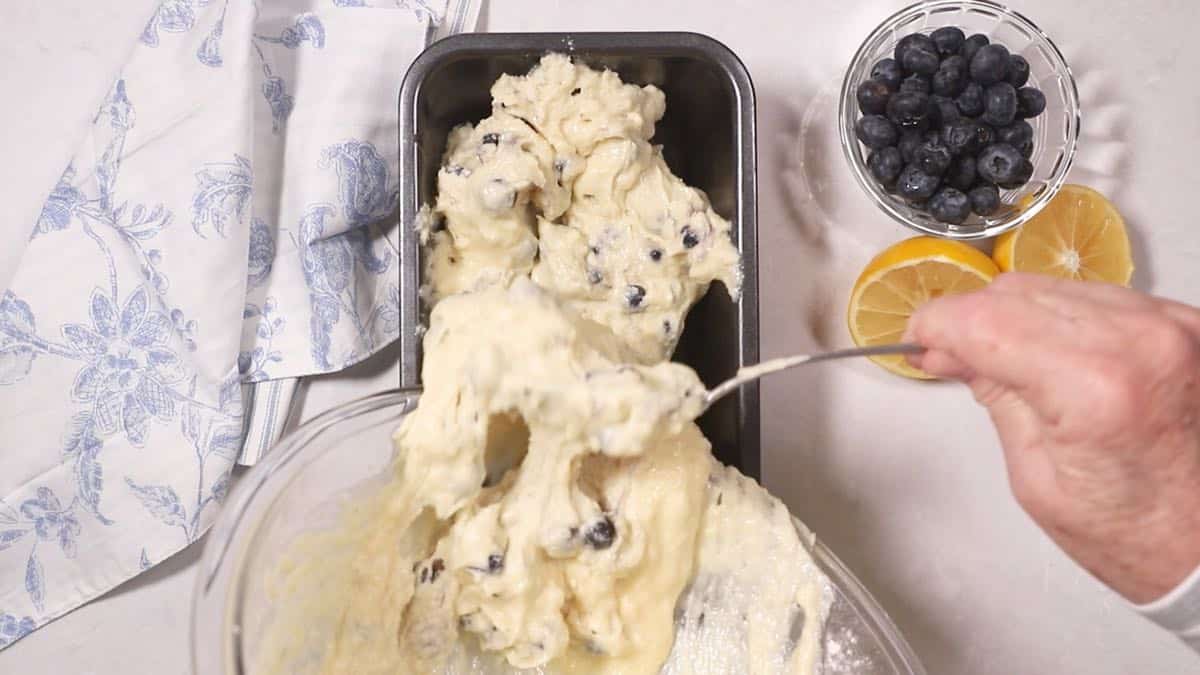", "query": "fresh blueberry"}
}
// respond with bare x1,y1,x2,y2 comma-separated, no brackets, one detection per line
886,91,932,132
961,34,990,63
871,58,904,91
946,154,977,191
914,138,953,176
970,44,1011,85
897,163,941,202
972,121,995,149
956,81,985,117
930,95,960,126
998,157,1034,189
976,143,1025,185
928,187,972,224
857,79,892,115
931,26,966,57
982,82,1018,126
1016,87,1047,118
584,517,616,549
940,120,980,156
901,74,932,95
868,146,904,187
895,33,938,67
944,54,969,71
932,57,968,97
1006,55,1031,87
855,114,899,149
898,130,925,163
968,184,1002,215
902,46,940,77
996,119,1034,158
